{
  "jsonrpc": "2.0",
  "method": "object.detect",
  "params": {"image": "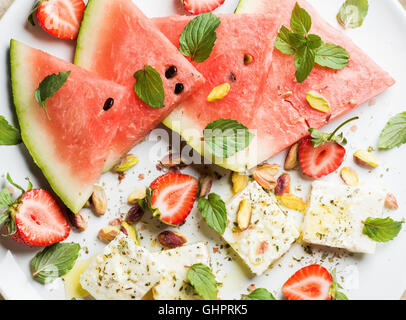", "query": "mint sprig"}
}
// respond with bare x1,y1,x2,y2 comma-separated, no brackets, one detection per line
337,0,369,29
133,65,165,109
203,118,253,158
362,217,404,242
309,116,358,148
378,112,406,150
198,193,227,235
187,263,218,300
35,71,71,120
31,242,80,284
275,2,349,83
179,12,221,63
242,288,276,300
0,116,21,146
